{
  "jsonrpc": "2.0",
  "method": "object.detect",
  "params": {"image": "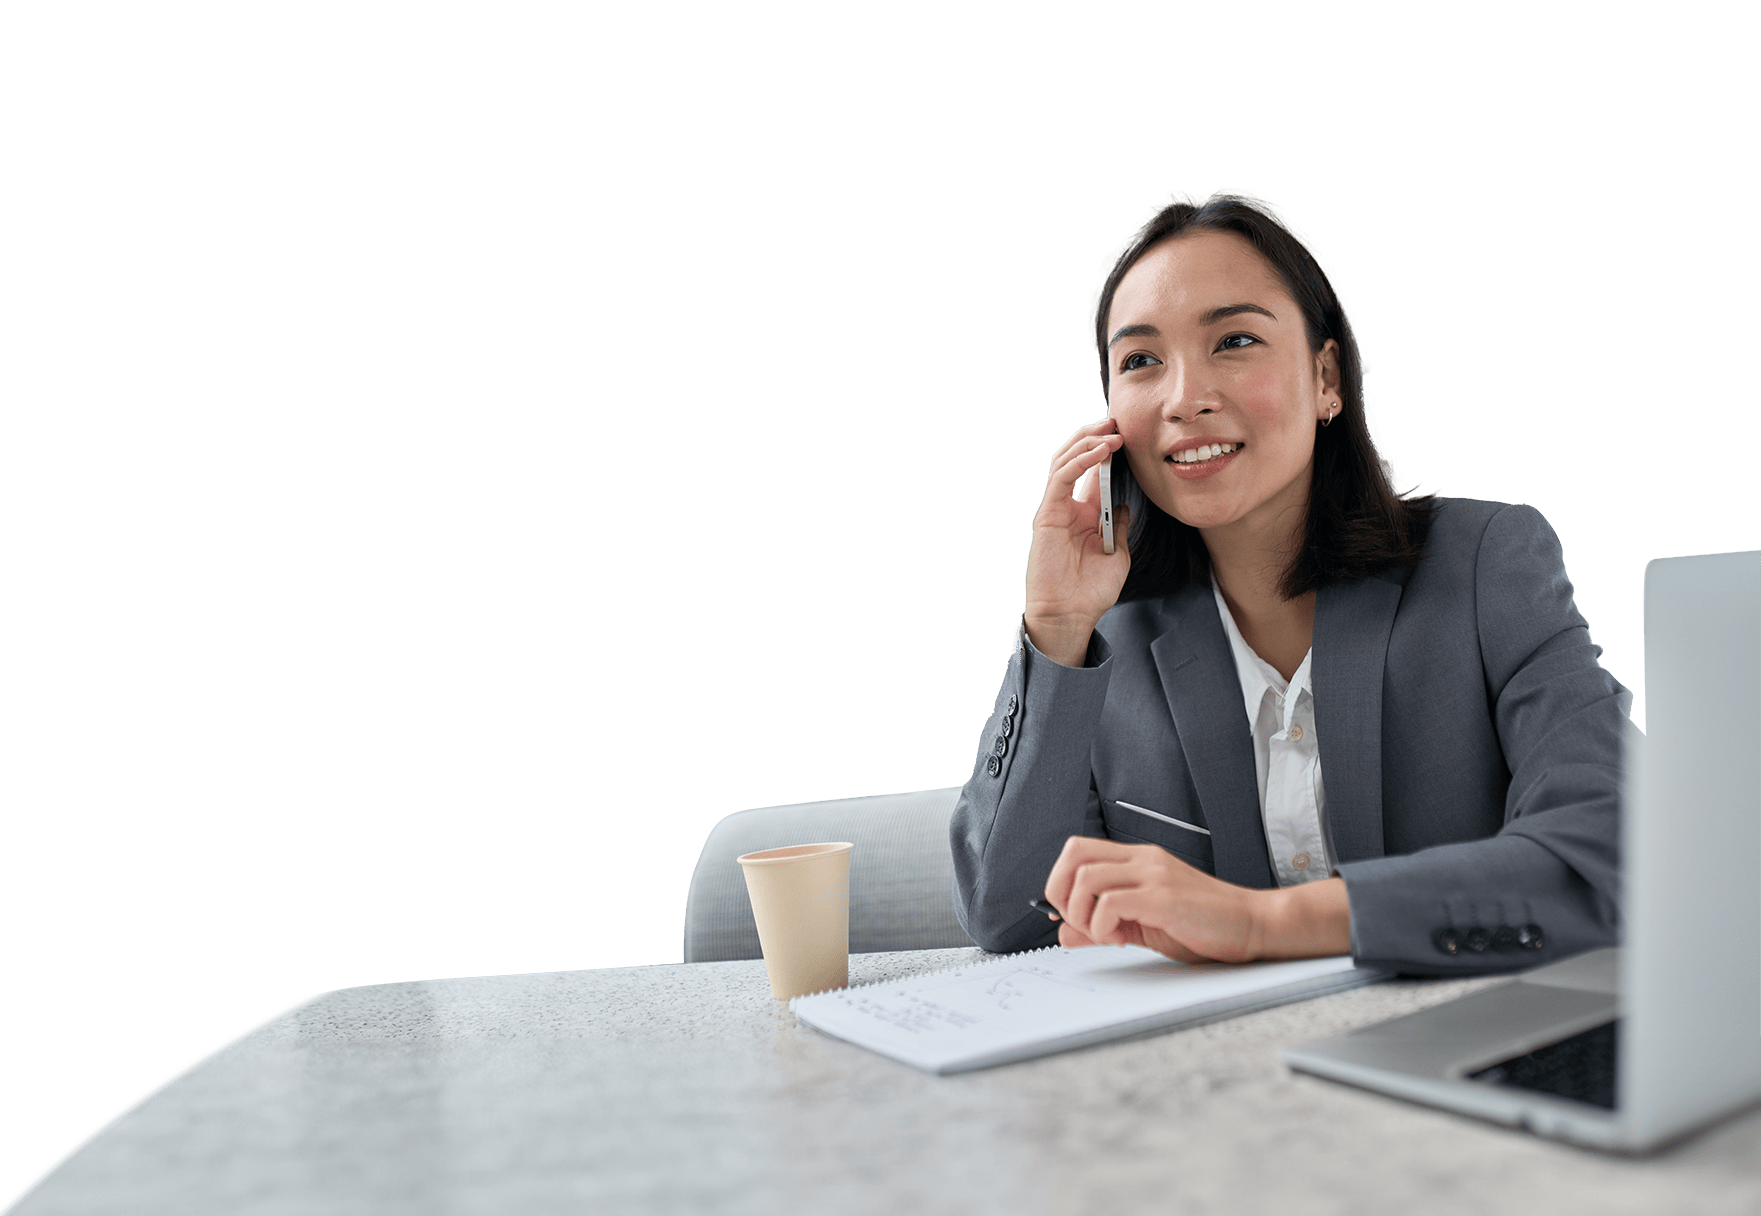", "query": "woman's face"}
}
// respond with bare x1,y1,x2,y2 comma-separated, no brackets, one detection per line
1105,230,1340,541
